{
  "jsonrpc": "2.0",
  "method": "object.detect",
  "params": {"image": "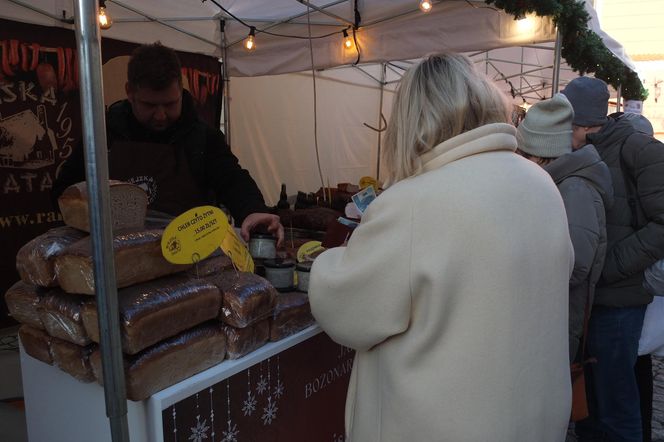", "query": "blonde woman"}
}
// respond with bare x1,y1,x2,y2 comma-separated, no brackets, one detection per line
308,54,574,442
